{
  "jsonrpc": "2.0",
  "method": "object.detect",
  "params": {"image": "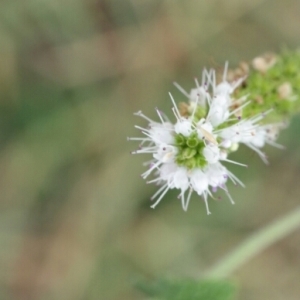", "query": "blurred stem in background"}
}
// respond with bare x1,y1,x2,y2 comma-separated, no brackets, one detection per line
205,205,300,278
